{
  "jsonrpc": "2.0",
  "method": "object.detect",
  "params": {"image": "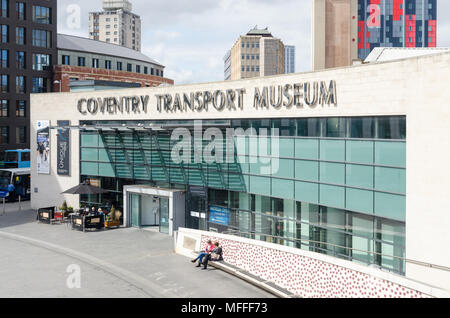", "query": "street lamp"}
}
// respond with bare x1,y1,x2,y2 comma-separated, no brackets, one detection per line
53,80,61,93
